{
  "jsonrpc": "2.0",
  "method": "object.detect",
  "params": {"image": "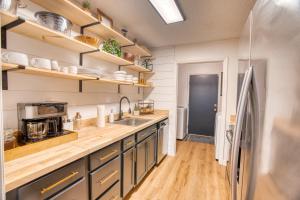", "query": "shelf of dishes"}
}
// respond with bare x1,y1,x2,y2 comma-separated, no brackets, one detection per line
0,11,153,71
1,62,153,88
30,0,151,57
